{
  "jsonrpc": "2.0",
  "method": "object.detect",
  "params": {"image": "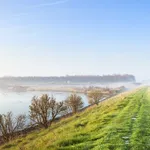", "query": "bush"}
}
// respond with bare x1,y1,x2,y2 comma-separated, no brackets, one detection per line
29,94,67,128
65,93,84,114
87,90,103,105
0,112,26,142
